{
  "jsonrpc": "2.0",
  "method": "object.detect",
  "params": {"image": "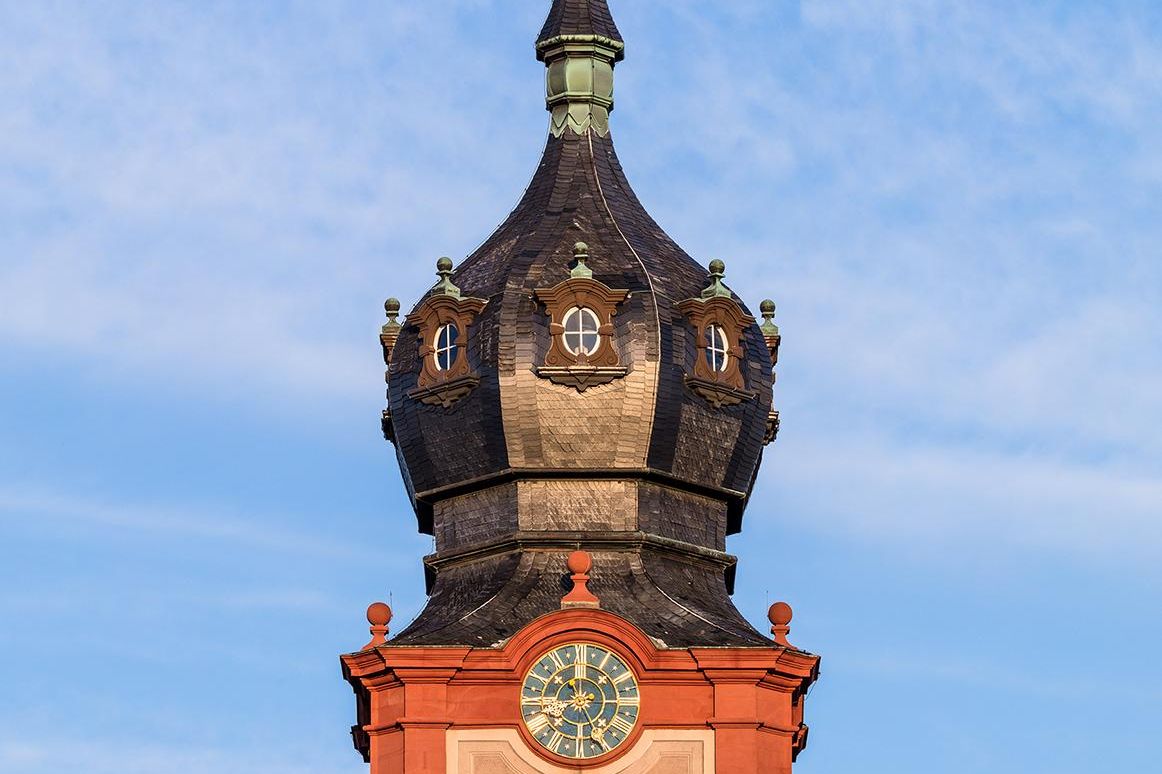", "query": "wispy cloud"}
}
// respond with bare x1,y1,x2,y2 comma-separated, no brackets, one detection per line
766,432,1162,563
0,487,369,559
